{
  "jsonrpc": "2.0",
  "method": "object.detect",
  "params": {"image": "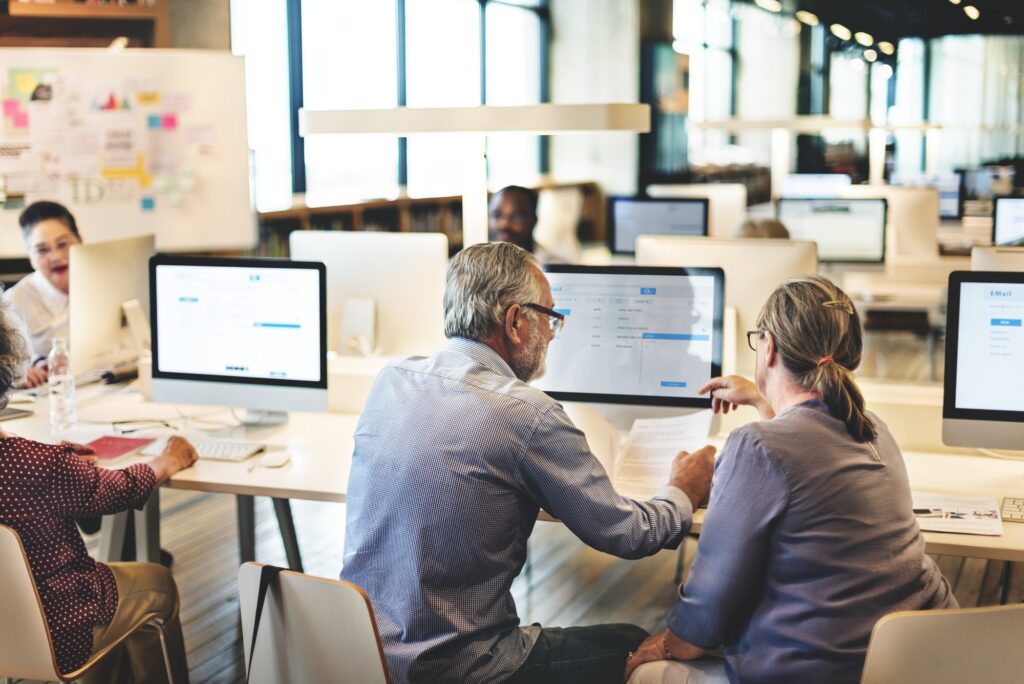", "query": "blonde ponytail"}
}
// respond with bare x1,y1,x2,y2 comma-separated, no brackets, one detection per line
757,276,878,443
